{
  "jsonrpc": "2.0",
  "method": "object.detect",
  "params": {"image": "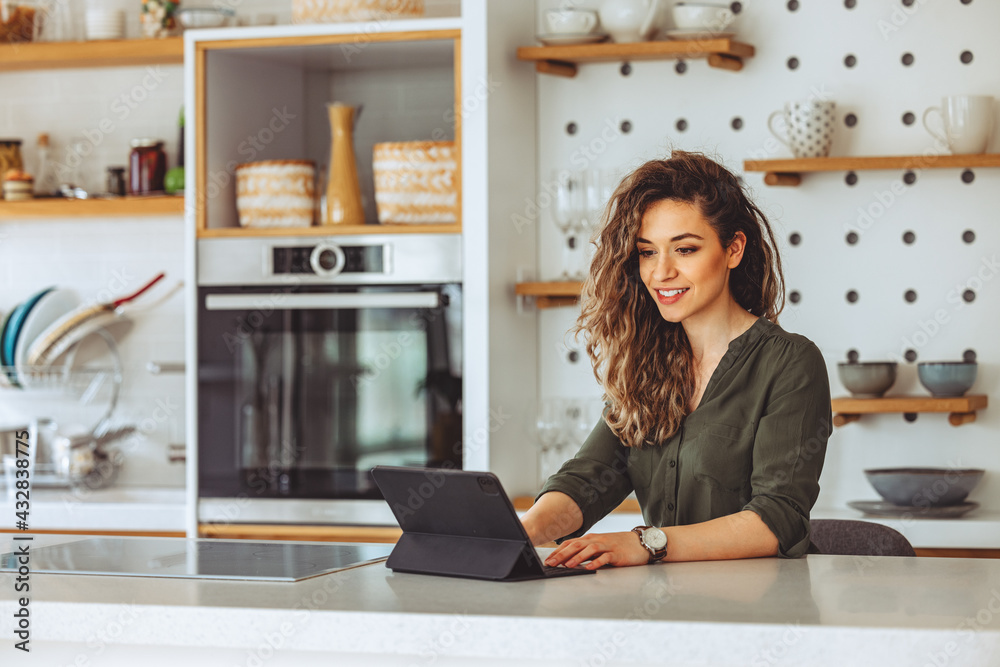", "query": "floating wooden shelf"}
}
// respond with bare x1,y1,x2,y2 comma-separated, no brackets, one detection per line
831,394,988,427
0,37,183,71
744,154,1000,186
0,195,185,219
197,223,462,238
515,281,584,309
516,38,755,77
